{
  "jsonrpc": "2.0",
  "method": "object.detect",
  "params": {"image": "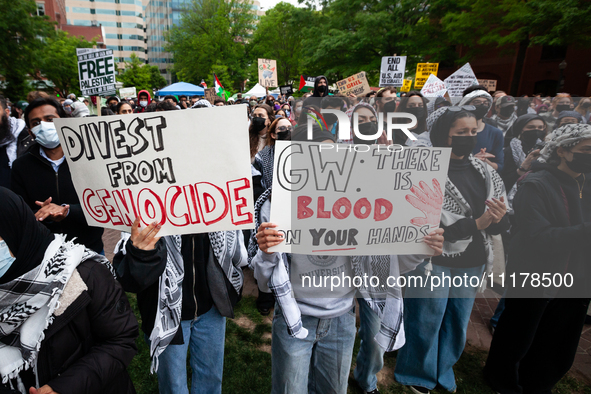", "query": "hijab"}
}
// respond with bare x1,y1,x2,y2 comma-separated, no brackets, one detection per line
0,187,54,283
